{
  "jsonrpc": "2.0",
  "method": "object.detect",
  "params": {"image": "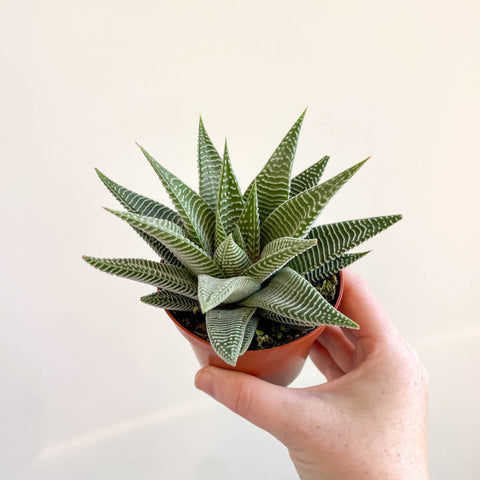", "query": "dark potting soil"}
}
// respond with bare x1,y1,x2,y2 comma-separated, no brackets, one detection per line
171,273,340,352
